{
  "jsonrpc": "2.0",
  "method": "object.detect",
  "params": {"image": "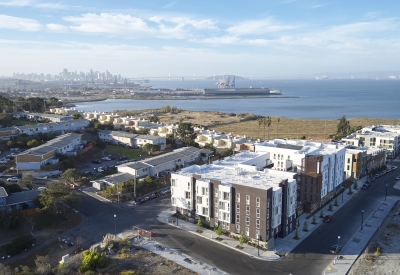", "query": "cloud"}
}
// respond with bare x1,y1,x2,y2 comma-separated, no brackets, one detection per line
150,16,217,30
46,23,69,32
163,1,178,8
310,4,329,9
0,14,42,31
0,0,81,10
227,18,298,36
